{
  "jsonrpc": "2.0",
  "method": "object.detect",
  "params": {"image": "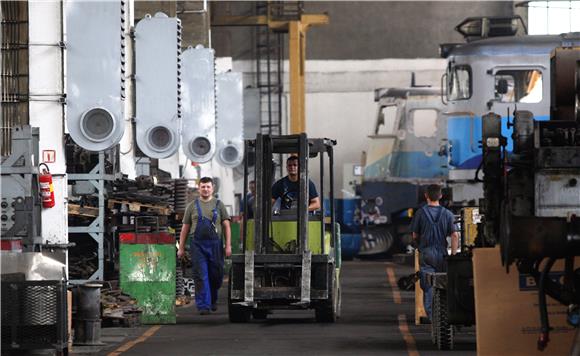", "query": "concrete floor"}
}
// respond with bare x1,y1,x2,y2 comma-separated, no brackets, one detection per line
82,260,476,356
